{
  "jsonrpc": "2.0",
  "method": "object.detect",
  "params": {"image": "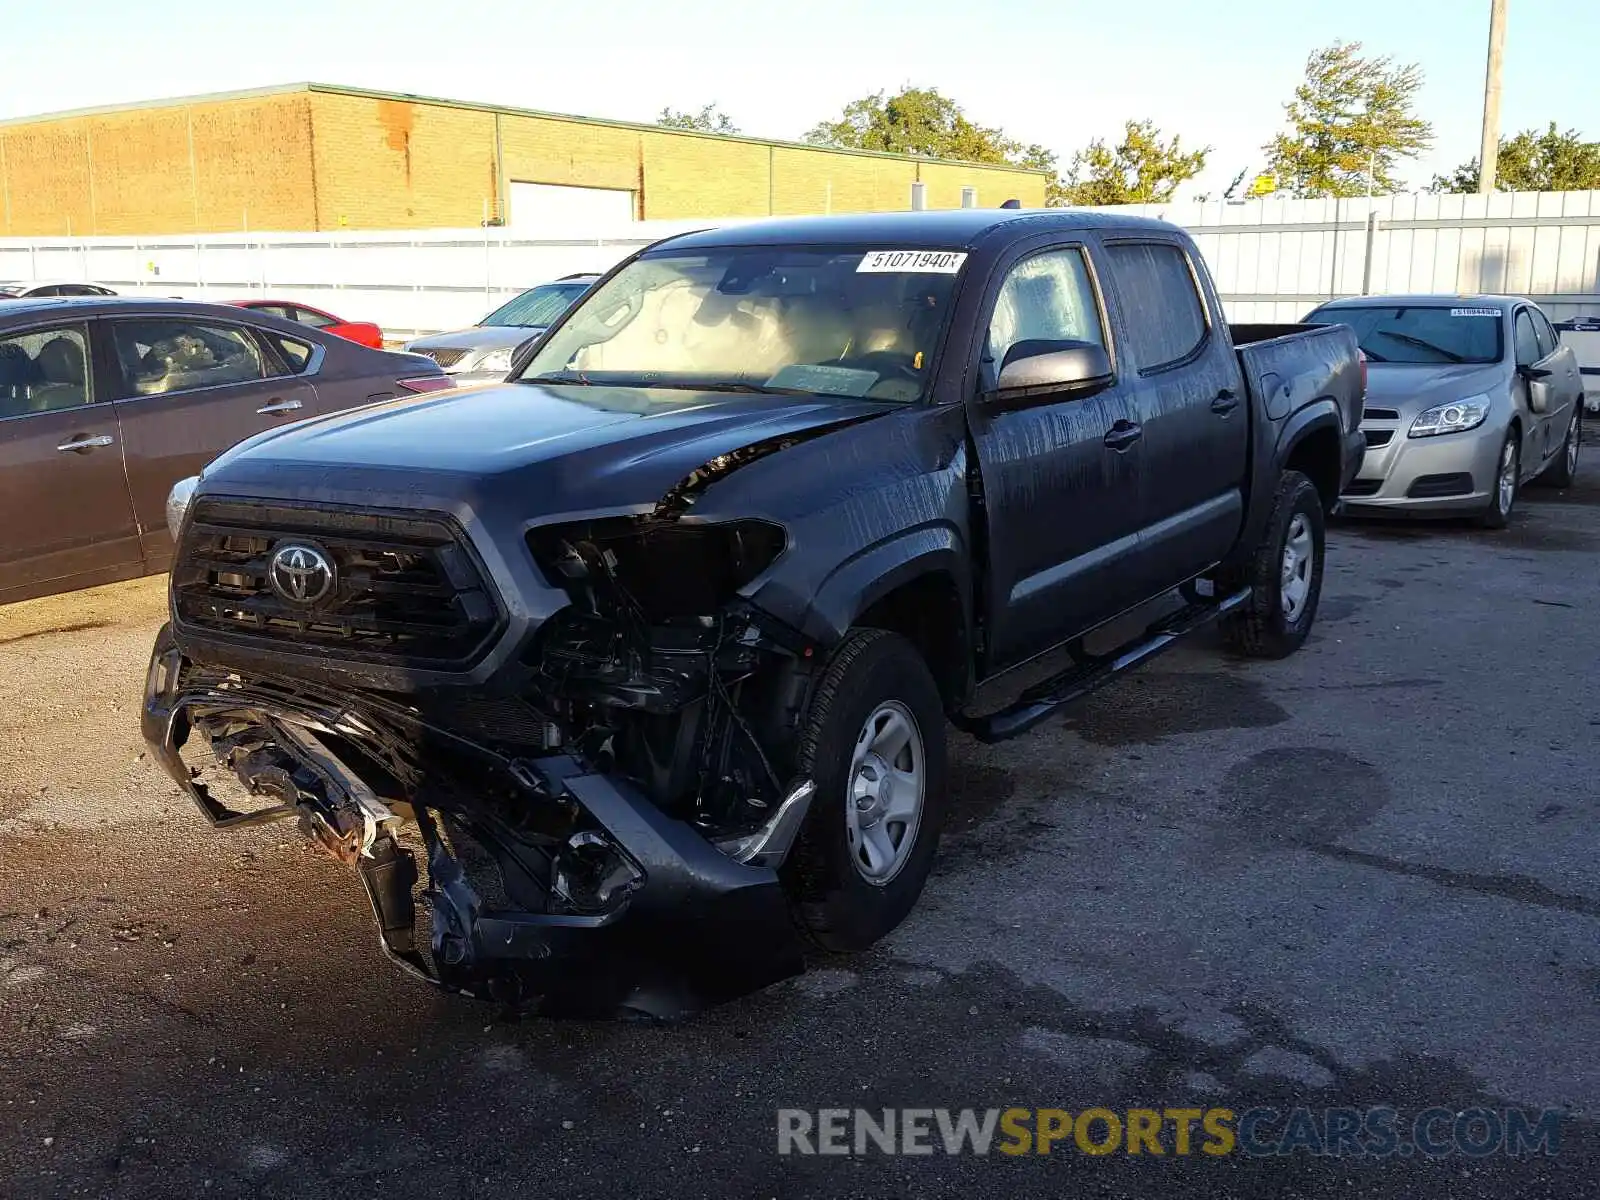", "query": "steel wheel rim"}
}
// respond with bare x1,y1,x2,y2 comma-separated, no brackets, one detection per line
1280,513,1313,622
845,701,925,885
1566,415,1581,474
1498,440,1517,513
